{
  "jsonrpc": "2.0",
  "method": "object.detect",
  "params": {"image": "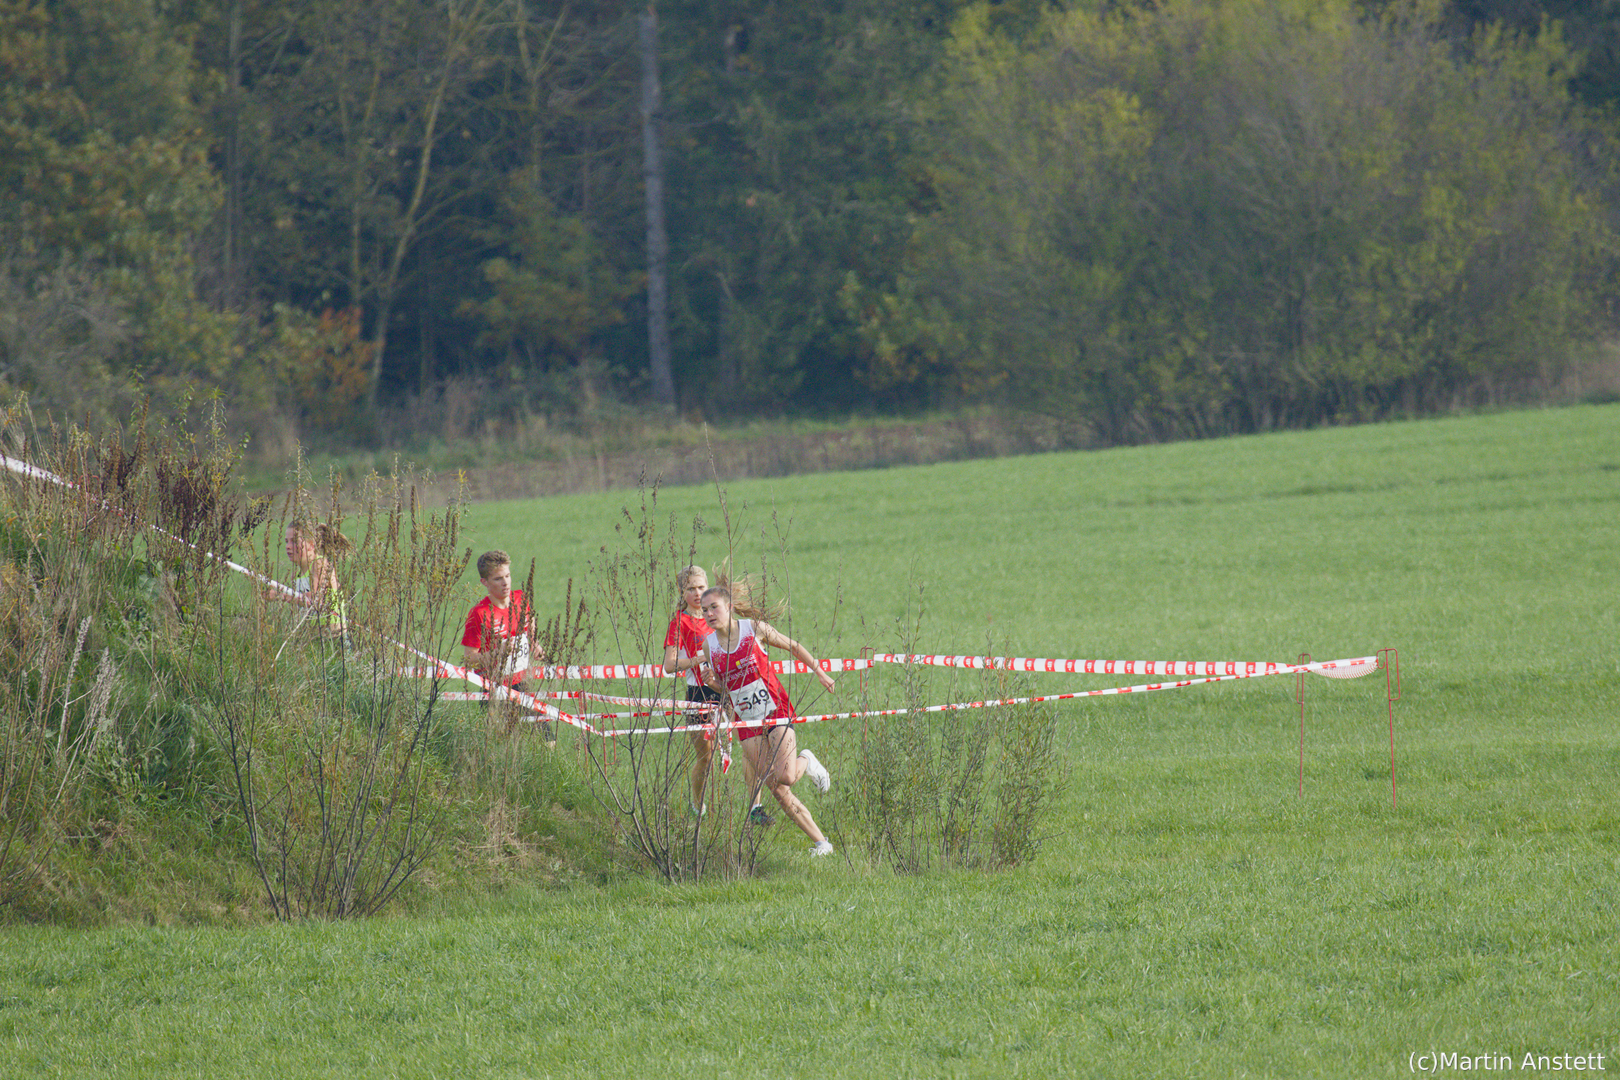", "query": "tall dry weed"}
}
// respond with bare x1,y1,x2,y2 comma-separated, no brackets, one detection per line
0,400,260,912
581,478,805,881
